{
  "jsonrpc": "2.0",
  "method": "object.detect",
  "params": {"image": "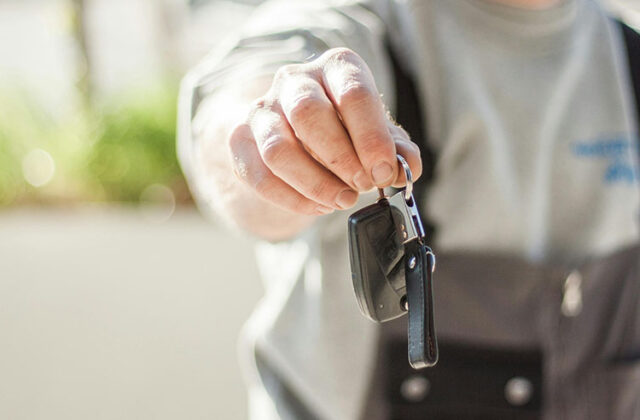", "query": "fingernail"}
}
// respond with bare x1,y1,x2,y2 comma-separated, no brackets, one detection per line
372,161,393,186
336,189,358,209
316,205,335,215
353,170,373,192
